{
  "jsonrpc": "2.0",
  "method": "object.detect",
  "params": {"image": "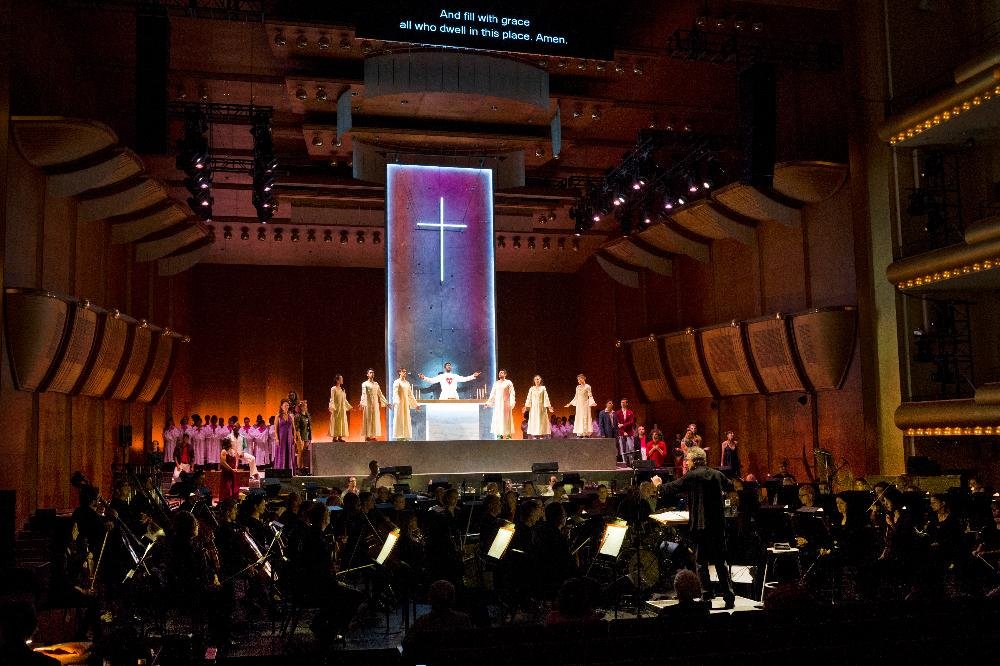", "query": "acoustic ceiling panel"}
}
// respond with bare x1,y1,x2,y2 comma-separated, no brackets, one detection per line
662,332,713,399
790,307,857,390
627,338,674,402
135,332,180,404
45,303,100,394
110,324,155,401
699,323,759,396
2,289,71,392
78,314,132,398
746,317,805,393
